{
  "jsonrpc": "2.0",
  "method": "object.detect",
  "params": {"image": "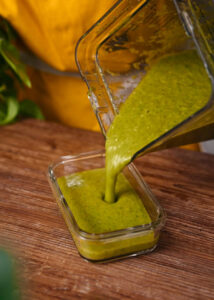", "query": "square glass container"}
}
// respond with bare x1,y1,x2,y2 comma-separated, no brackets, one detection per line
76,0,214,152
48,150,165,263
